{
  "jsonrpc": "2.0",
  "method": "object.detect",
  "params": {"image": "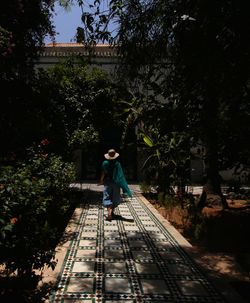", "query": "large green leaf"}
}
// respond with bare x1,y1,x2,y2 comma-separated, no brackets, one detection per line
143,134,154,147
